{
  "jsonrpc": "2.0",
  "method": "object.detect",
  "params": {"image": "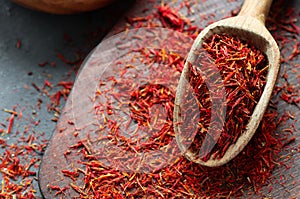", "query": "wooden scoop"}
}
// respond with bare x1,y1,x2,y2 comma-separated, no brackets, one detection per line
174,0,280,167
